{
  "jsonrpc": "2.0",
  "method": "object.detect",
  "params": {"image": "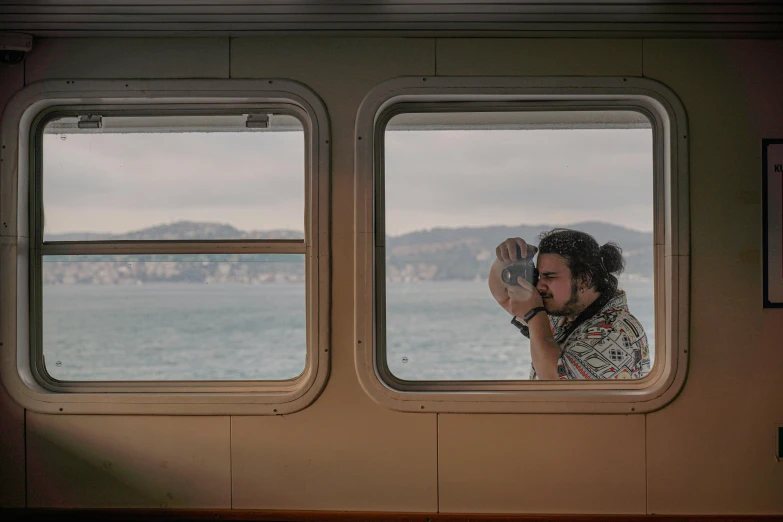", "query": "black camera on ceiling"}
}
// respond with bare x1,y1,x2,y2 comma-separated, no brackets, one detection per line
0,49,26,66
0,33,32,66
